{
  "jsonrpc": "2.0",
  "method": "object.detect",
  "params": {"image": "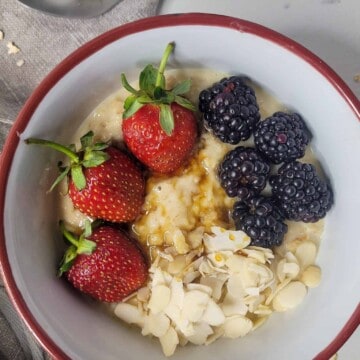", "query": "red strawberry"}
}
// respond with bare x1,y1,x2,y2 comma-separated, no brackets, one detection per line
122,103,197,173
25,131,145,222
59,222,148,302
121,42,198,174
